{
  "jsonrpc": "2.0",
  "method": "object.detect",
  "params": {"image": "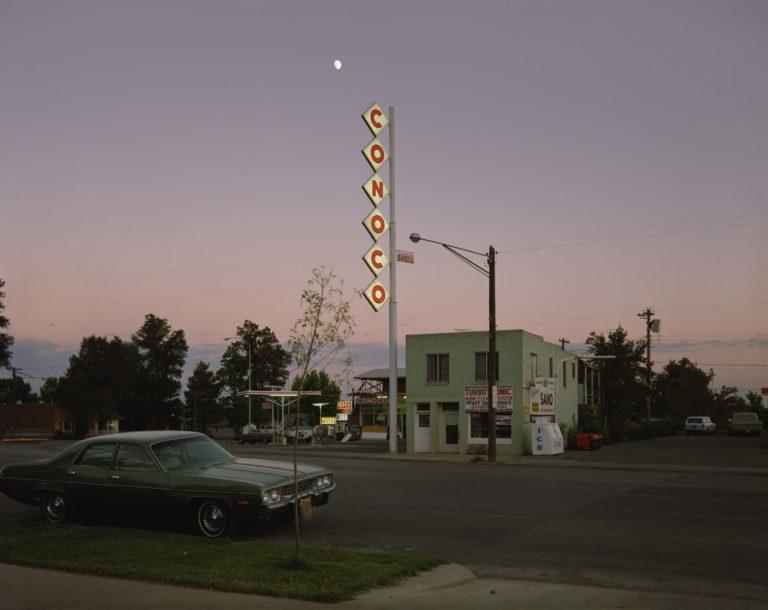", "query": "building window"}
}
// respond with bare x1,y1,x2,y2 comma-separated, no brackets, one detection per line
530,353,538,383
61,421,74,433
474,352,500,383
427,354,449,383
572,362,576,378
563,361,567,388
469,413,512,440
549,357,553,378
